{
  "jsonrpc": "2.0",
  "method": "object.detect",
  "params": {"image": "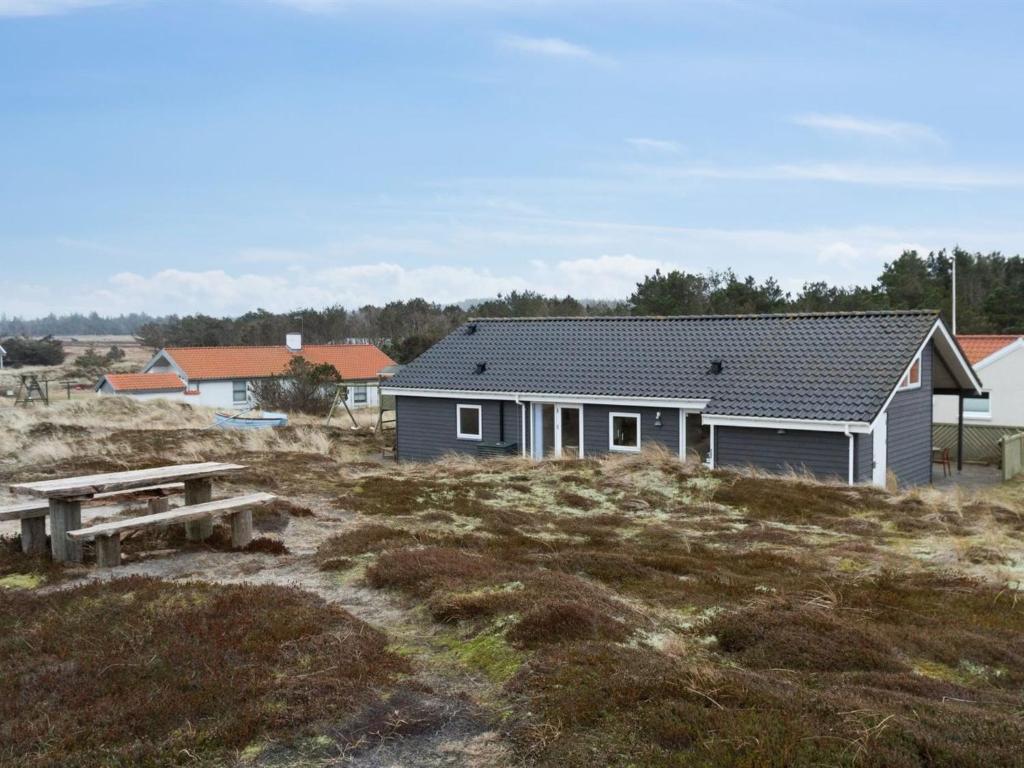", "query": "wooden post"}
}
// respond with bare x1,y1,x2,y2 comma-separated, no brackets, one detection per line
21,517,47,555
95,534,121,568
230,509,253,549
184,478,213,541
147,497,170,515
49,499,82,563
